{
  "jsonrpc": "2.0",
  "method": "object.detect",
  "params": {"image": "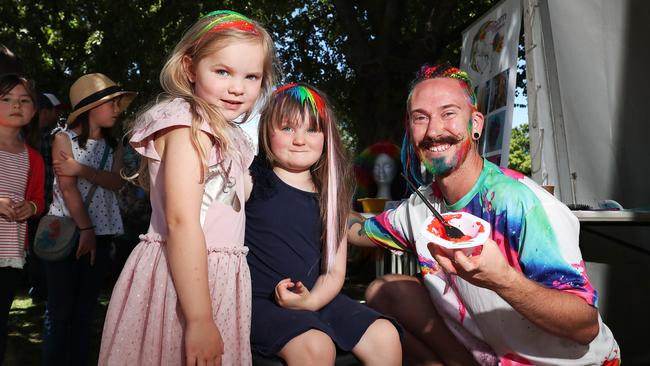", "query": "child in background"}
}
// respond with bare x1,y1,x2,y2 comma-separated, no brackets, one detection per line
0,74,44,365
246,84,402,365
43,72,134,366
99,10,278,365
